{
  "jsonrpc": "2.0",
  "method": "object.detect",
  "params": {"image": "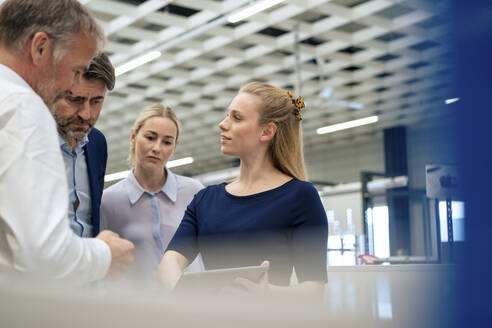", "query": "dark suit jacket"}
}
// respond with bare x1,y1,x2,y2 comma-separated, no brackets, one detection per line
83,128,107,237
